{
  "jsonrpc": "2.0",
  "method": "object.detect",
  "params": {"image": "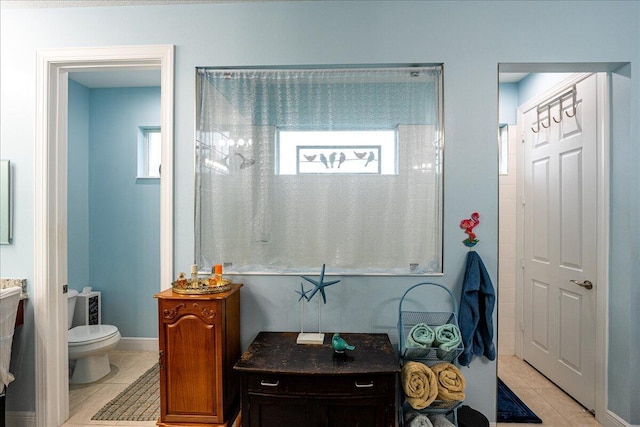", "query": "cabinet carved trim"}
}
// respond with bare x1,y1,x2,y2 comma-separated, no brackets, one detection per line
162,303,185,320
192,302,217,321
